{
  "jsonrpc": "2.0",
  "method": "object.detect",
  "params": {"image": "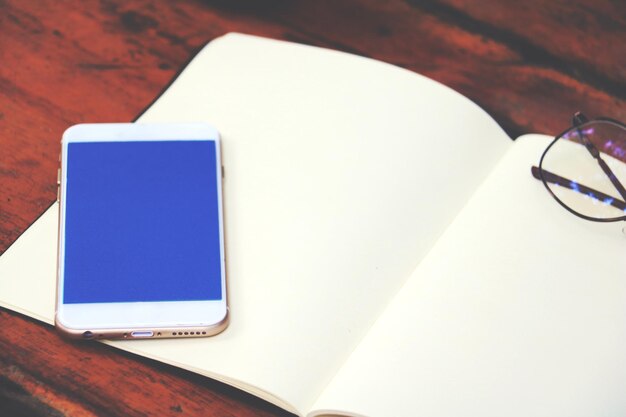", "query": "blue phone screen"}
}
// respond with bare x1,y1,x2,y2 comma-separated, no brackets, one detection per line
63,140,222,304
